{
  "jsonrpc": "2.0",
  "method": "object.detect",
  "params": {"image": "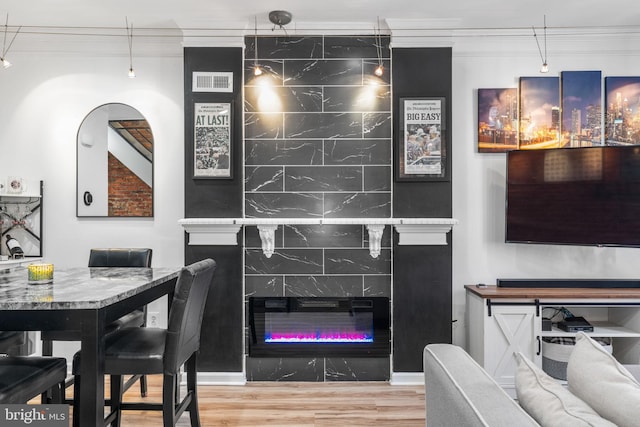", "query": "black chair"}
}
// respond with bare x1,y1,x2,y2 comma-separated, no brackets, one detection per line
72,258,216,427
42,248,153,398
88,248,153,268
0,356,67,404
0,331,25,355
